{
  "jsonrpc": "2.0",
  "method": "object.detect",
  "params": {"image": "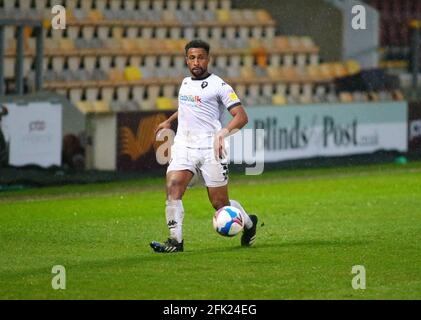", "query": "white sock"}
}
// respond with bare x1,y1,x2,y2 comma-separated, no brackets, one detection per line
165,199,184,243
230,199,253,229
